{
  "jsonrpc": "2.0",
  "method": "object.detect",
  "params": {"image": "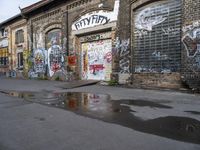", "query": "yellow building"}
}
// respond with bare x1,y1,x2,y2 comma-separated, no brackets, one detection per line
0,14,28,78
0,25,9,75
